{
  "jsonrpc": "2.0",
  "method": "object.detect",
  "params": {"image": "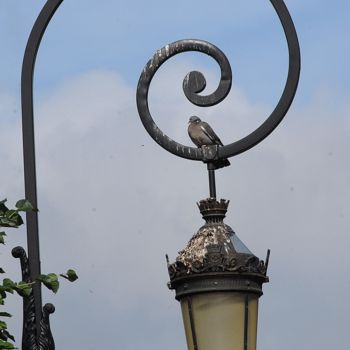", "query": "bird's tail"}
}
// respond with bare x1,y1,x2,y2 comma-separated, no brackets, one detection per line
213,158,230,169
